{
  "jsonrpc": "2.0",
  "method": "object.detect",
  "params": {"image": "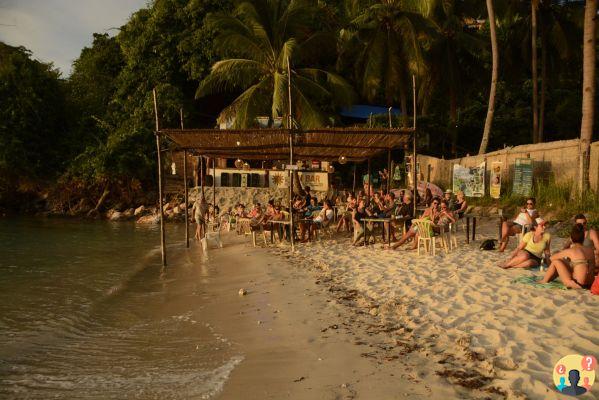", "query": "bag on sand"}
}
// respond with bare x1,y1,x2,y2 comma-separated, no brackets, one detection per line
479,239,497,251
591,275,599,295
